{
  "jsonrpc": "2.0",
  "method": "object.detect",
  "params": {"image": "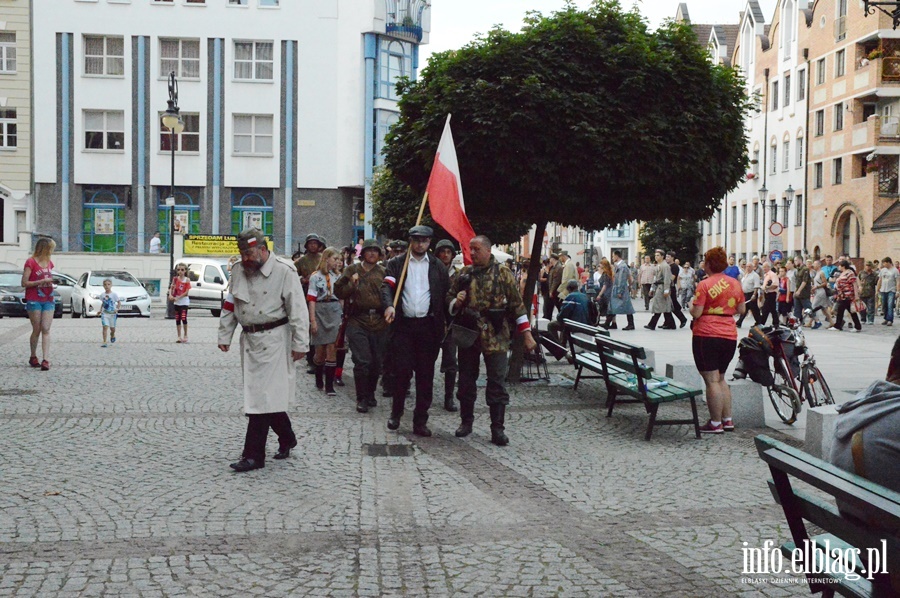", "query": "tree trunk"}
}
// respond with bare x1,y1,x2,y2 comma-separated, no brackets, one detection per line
507,220,547,384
